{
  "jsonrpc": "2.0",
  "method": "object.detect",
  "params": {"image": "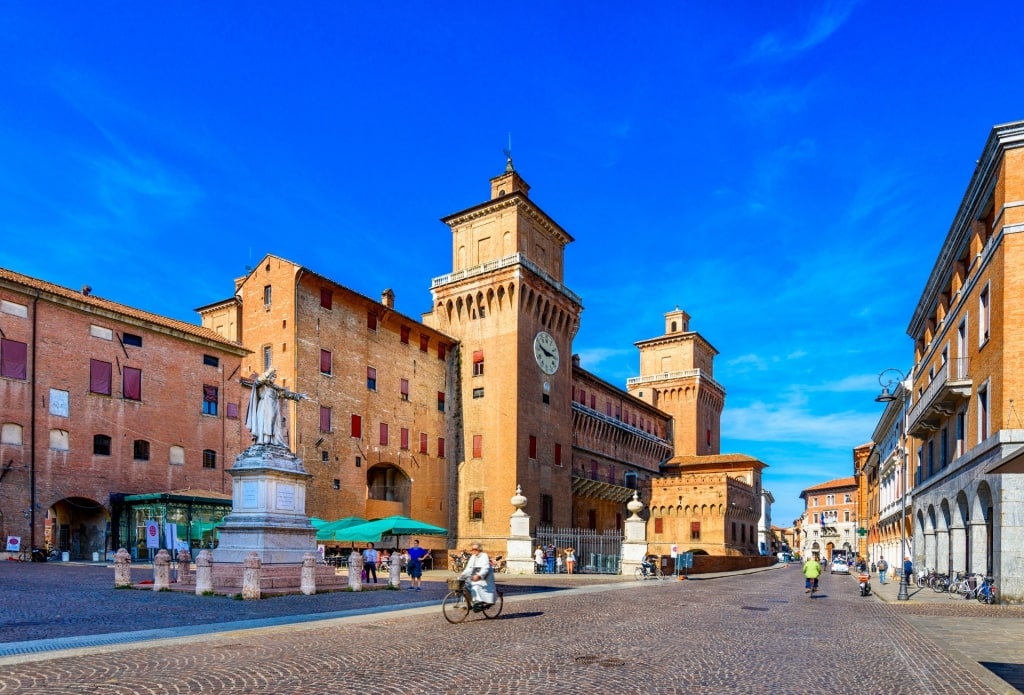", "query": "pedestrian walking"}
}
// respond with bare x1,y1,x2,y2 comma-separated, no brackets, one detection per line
903,556,913,586
877,558,888,584
406,539,429,591
362,543,379,584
